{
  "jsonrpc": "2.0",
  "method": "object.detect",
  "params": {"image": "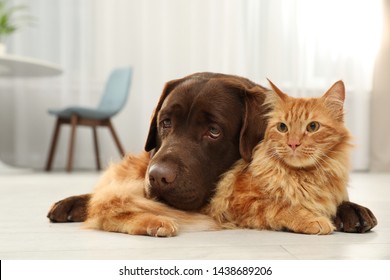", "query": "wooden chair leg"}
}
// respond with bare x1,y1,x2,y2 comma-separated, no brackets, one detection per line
66,115,78,172
107,120,125,157
45,118,62,171
92,127,101,171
